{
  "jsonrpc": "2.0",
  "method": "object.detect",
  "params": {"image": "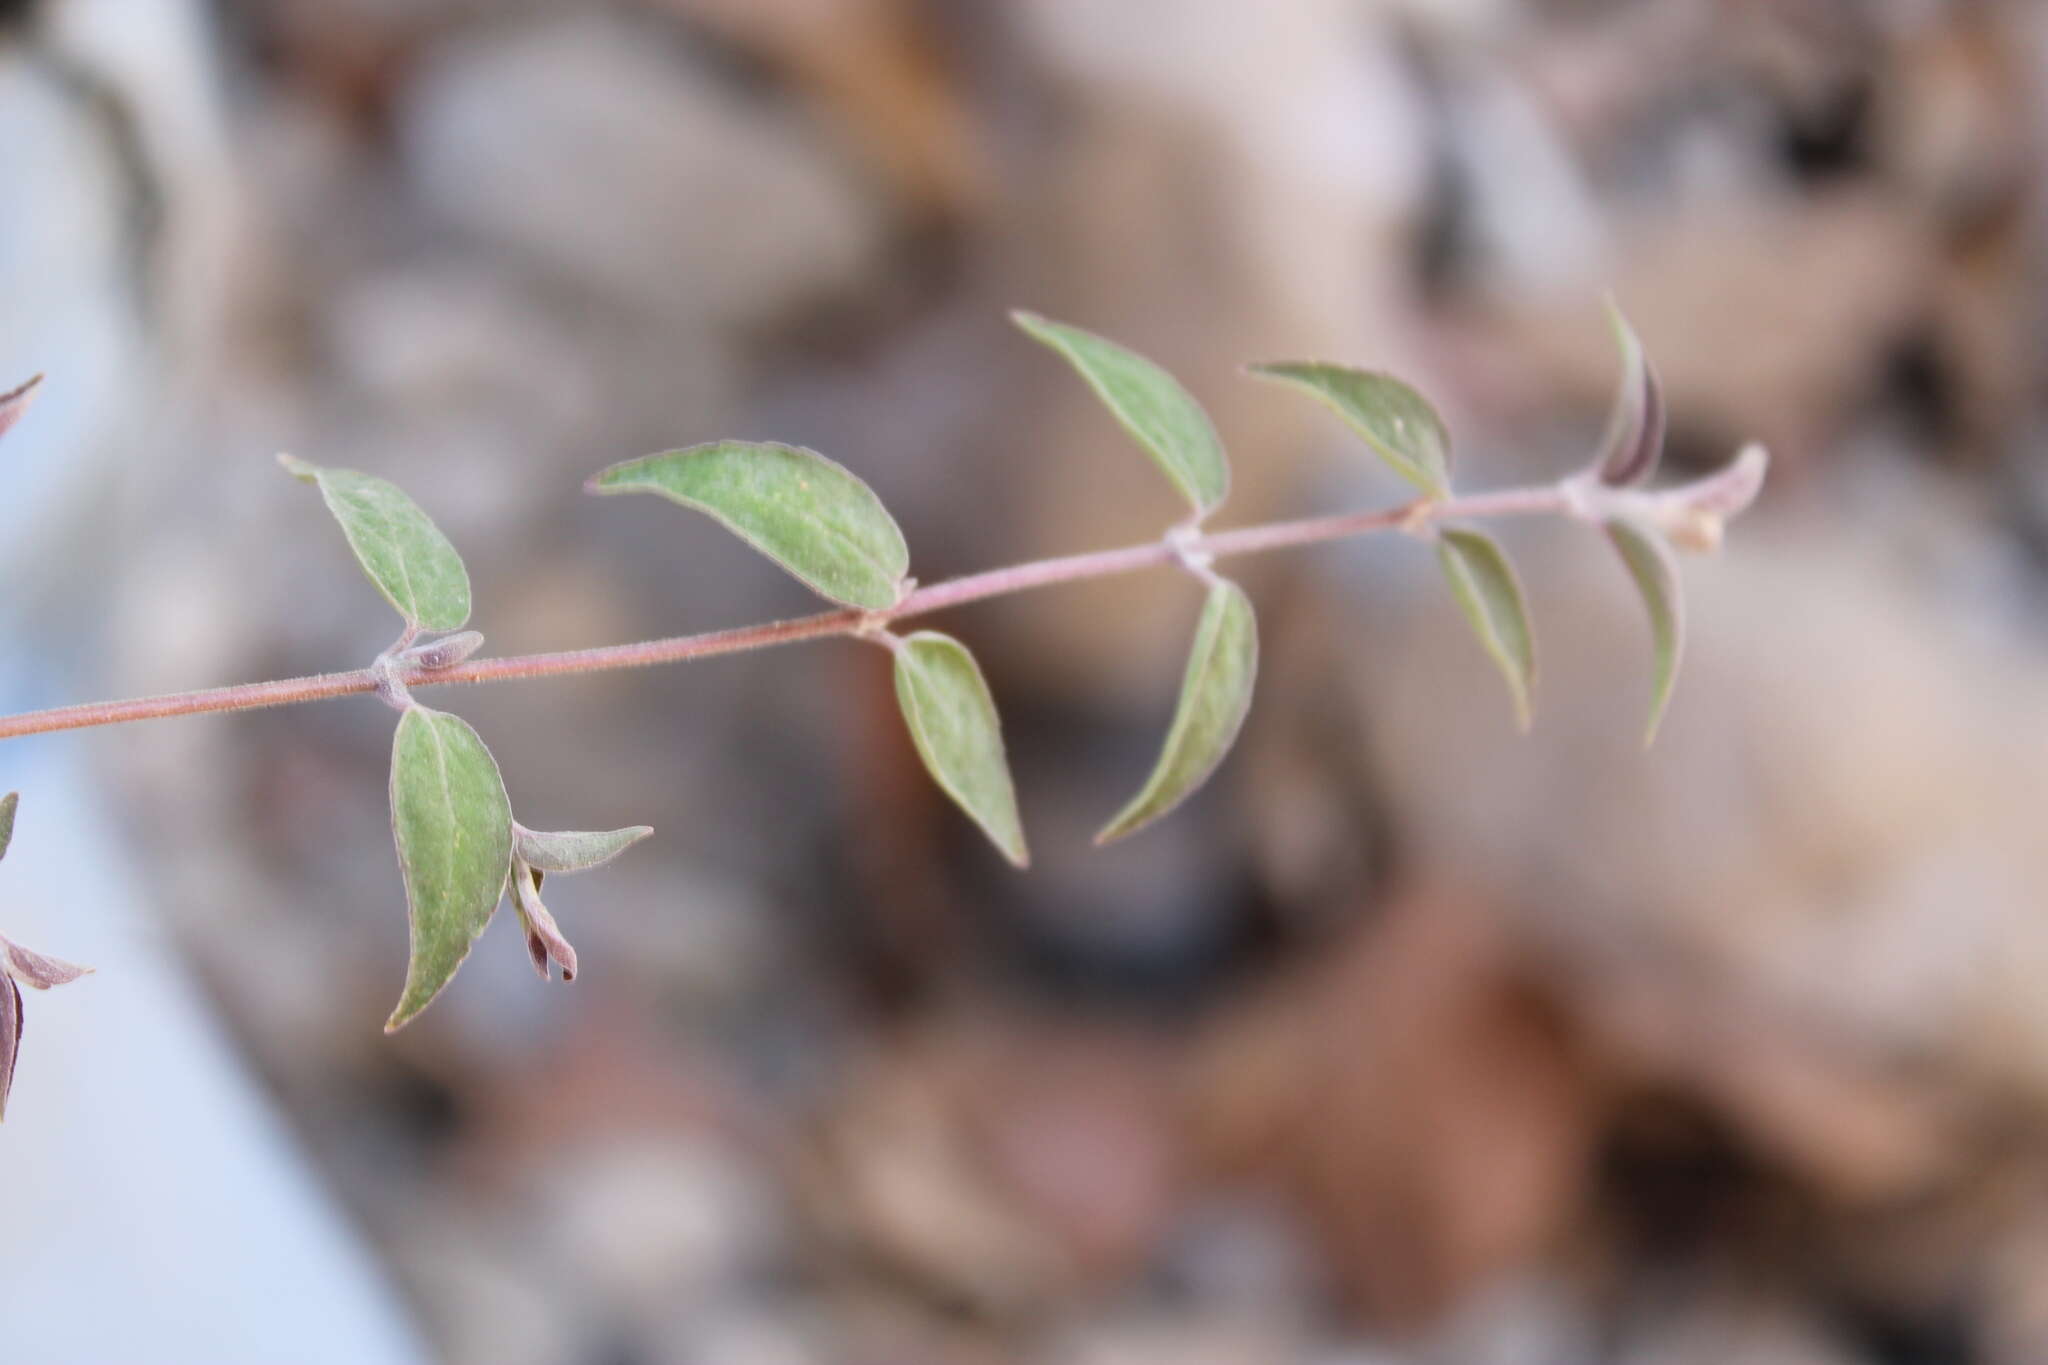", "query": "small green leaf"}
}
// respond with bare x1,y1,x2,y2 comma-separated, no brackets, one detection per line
1247,363,1451,496
514,825,653,874
892,632,1028,867
1593,302,1664,488
0,792,15,862
1436,528,1537,731
0,374,43,445
1097,580,1258,844
280,455,473,631
1605,517,1684,744
1013,311,1229,516
588,442,909,610
387,706,514,1031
